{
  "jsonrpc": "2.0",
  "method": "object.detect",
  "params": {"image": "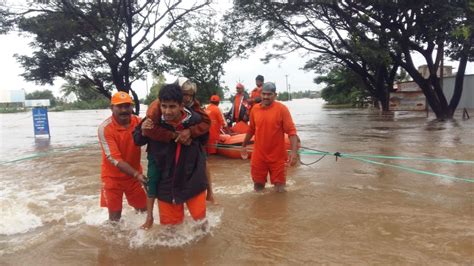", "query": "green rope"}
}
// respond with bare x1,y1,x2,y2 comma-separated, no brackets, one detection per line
299,149,474,164
3,141,472,183
347,156,474,183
